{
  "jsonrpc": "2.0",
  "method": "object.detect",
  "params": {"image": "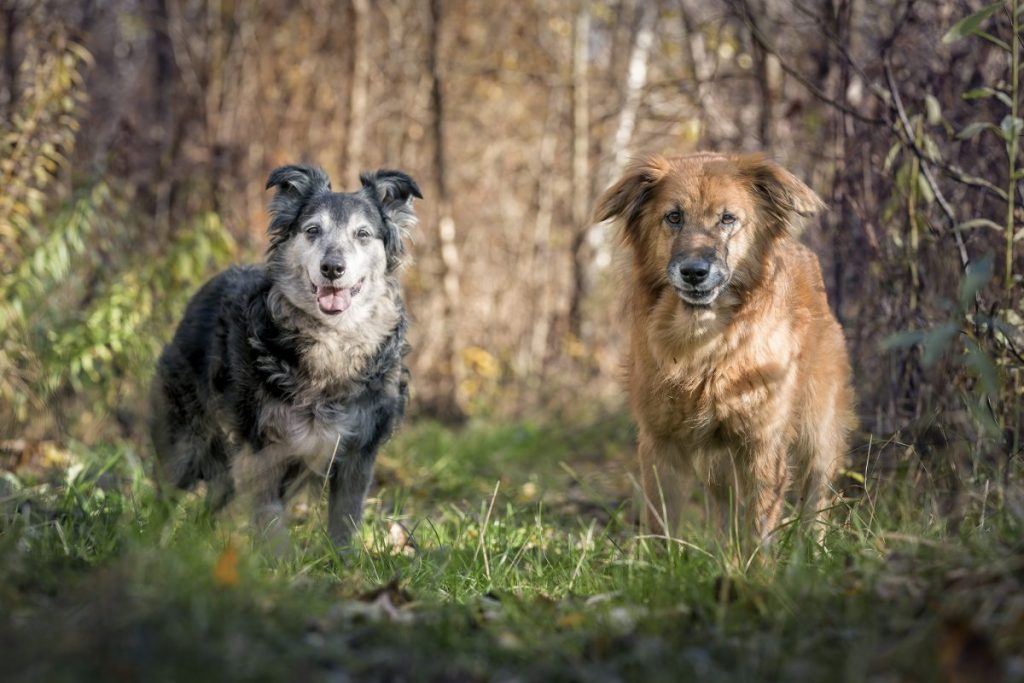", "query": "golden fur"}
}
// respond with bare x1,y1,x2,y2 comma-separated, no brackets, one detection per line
596,152,855,542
